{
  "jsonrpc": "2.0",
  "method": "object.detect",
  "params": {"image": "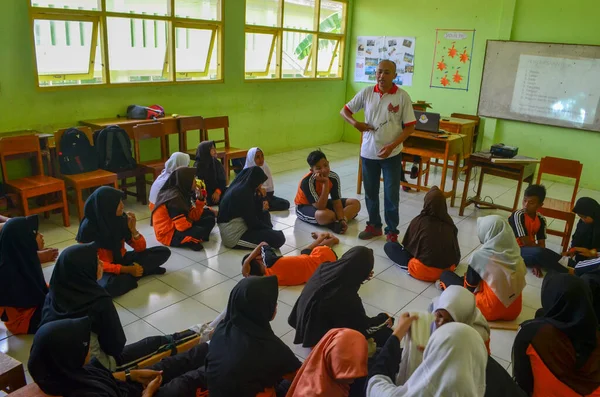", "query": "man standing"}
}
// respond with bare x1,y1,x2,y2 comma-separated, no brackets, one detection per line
340,60,416,243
